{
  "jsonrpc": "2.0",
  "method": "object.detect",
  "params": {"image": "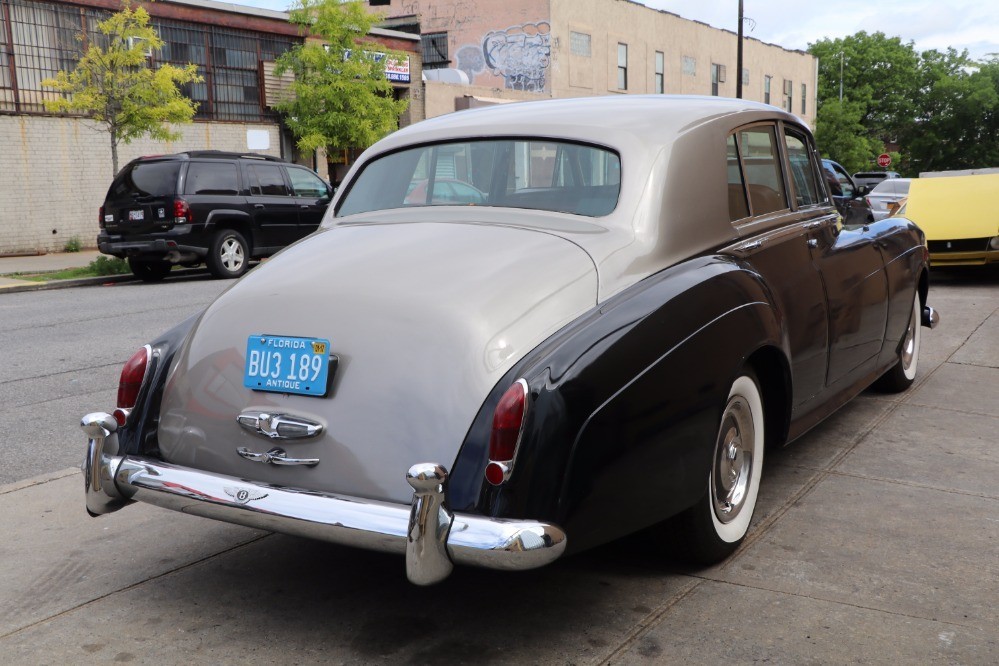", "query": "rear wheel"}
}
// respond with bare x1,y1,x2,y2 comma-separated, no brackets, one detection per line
127,257,171,282
206,229,248,279
674,371,765,564
873,290,920,393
